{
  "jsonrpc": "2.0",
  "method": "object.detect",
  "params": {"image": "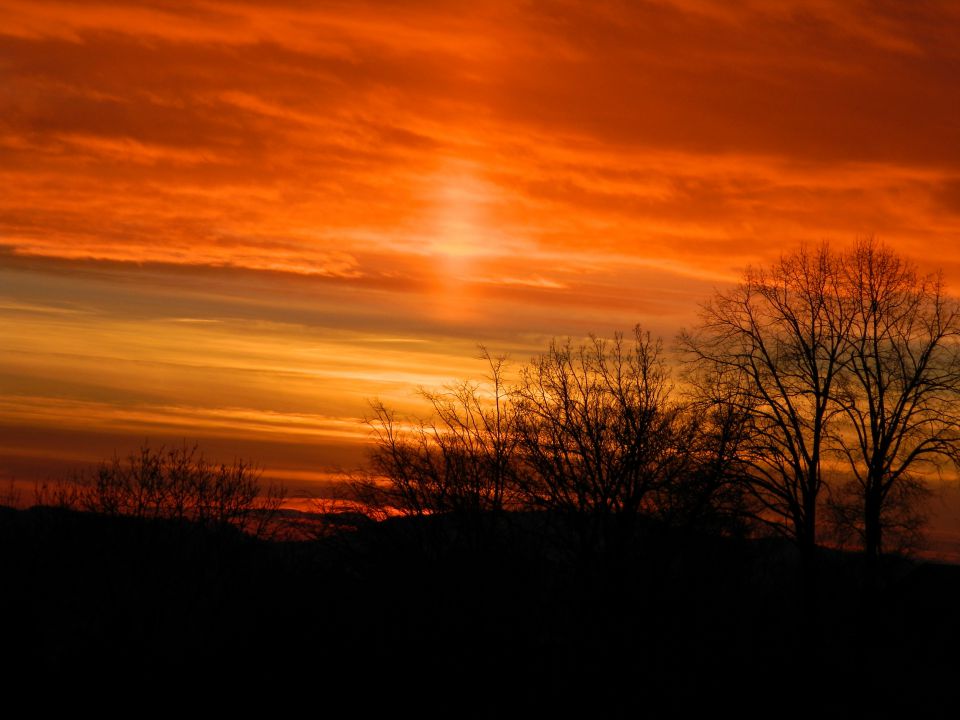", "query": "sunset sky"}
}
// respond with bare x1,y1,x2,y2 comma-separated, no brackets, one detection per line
3,0,960,499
